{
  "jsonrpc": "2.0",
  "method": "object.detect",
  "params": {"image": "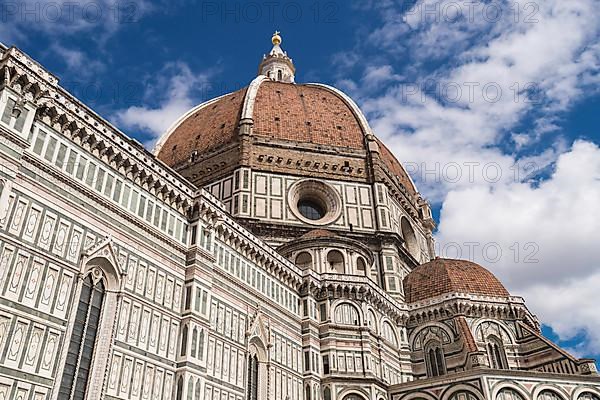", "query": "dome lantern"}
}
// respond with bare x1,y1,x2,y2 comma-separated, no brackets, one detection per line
258,31,295,83
271,30,282,45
